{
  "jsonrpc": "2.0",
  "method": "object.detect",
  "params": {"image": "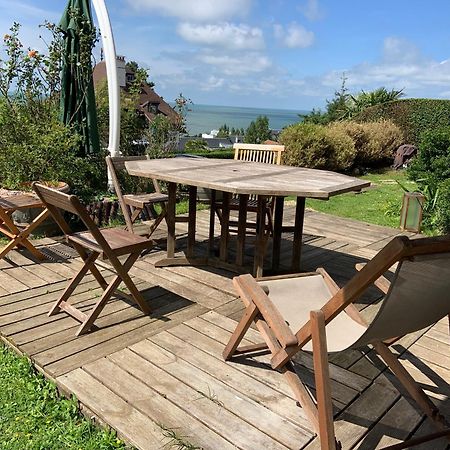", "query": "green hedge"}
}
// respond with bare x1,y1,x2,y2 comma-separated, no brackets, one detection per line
355,98,450,145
